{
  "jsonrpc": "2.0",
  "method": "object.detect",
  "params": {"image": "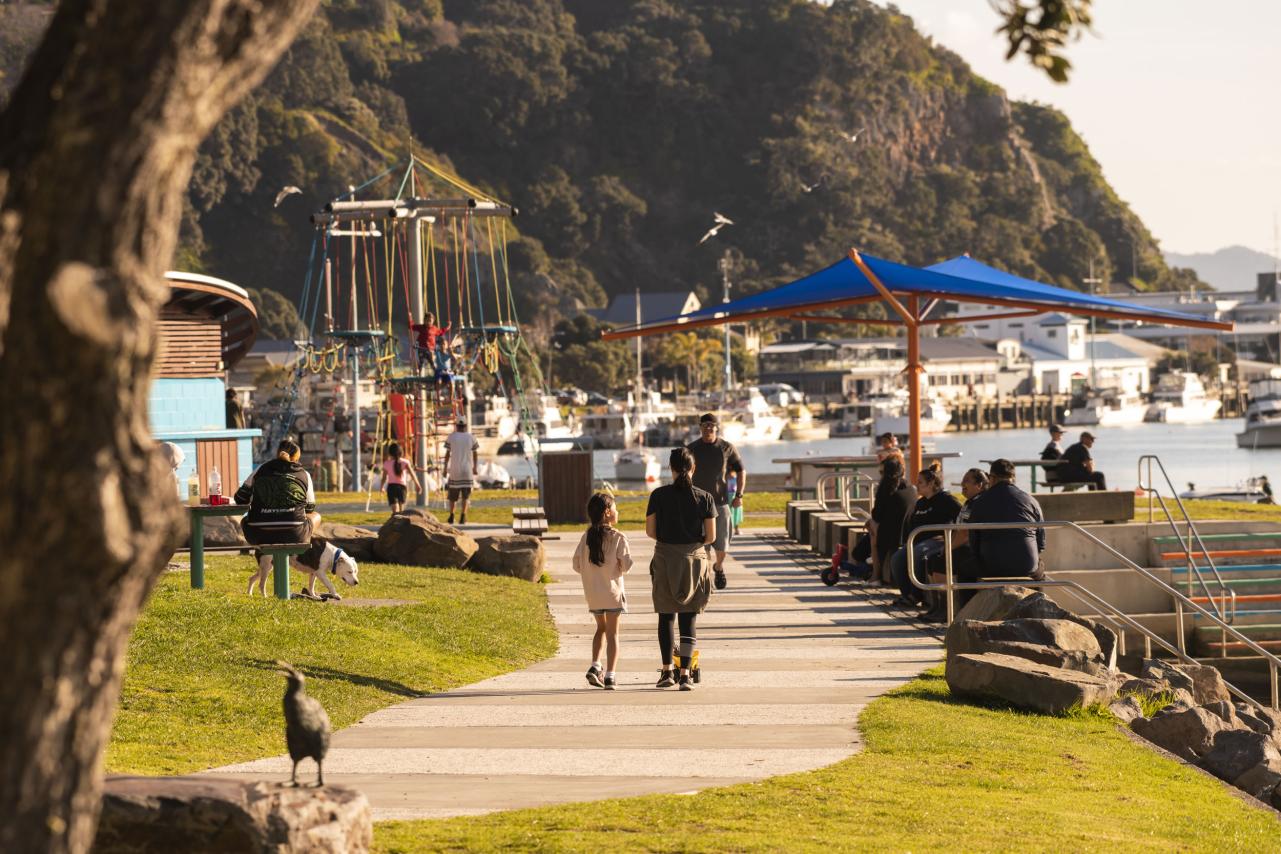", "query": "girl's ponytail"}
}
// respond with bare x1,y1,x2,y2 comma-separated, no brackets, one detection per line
585,492,613,566
670,447,694,490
